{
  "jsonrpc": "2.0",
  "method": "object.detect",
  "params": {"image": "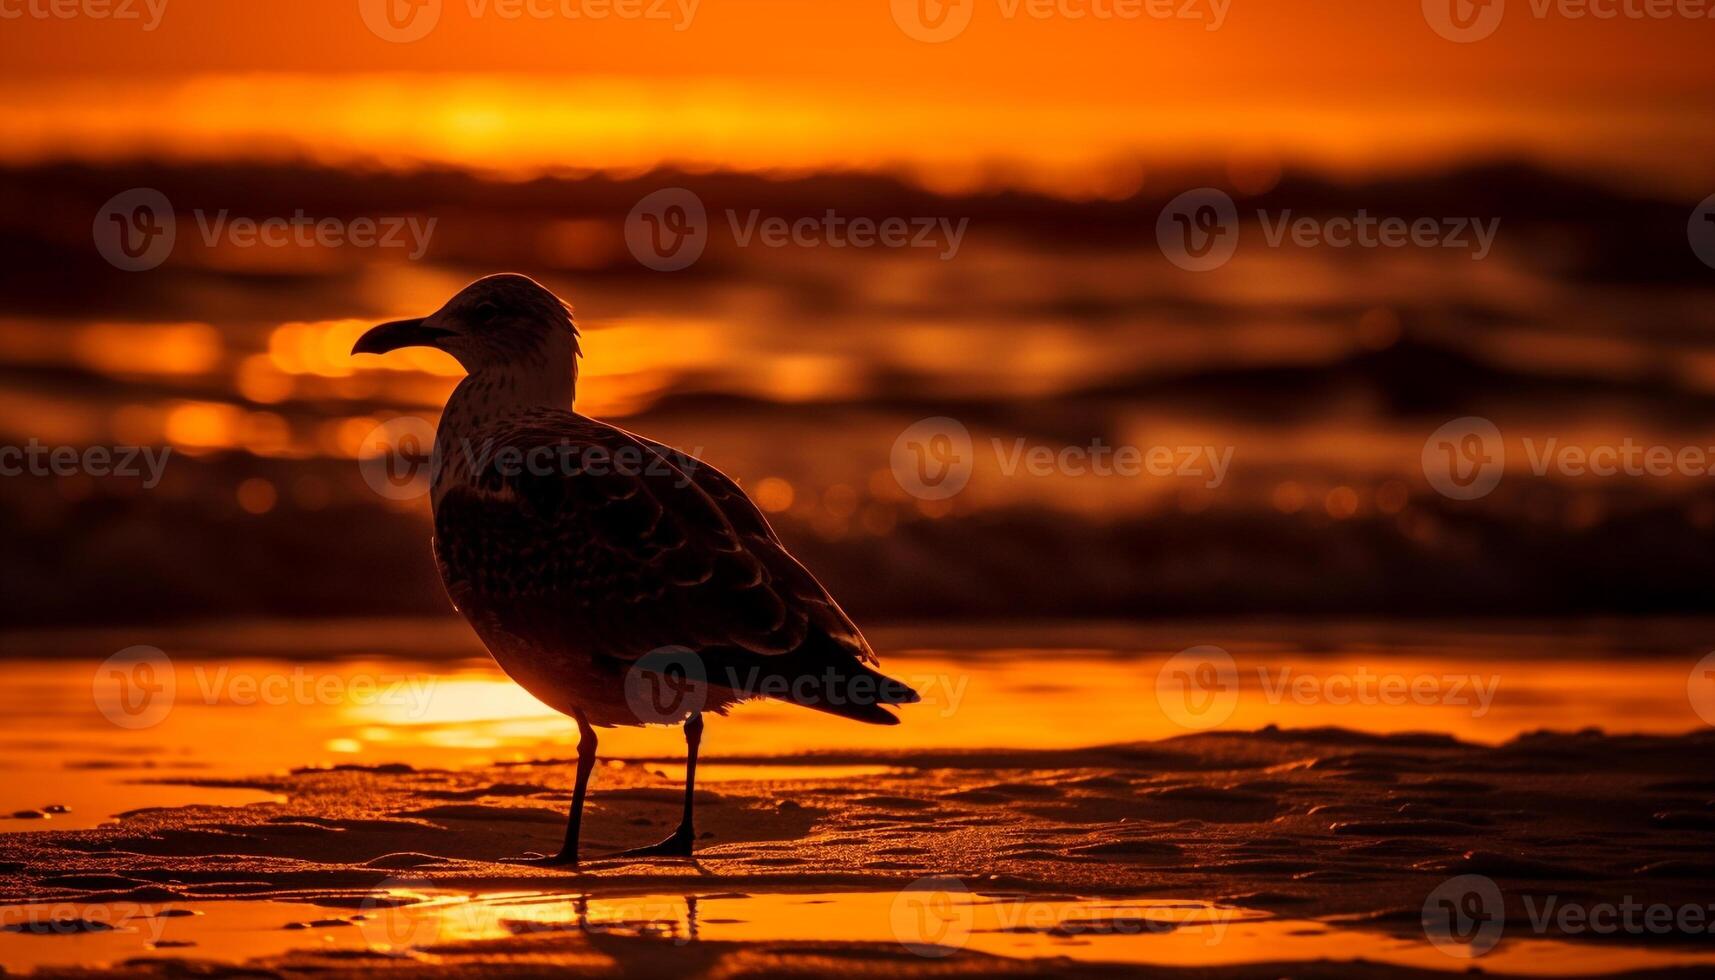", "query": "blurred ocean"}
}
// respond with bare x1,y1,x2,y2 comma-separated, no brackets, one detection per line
3,161,1713,624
